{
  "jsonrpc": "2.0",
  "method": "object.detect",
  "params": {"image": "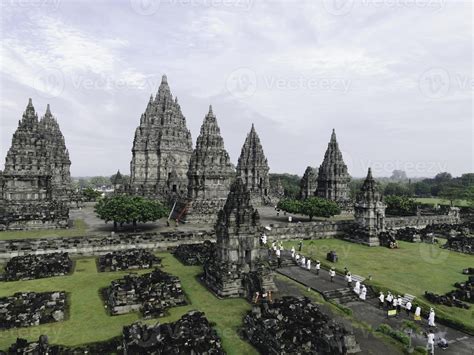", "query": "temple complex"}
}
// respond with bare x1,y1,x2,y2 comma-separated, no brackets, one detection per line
0,99,71,230
315,129,351,208
299,166,318,199
236,125,271,206
203,178,275,298
185,106,235,224
353,168,387,246
129,75,193,203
